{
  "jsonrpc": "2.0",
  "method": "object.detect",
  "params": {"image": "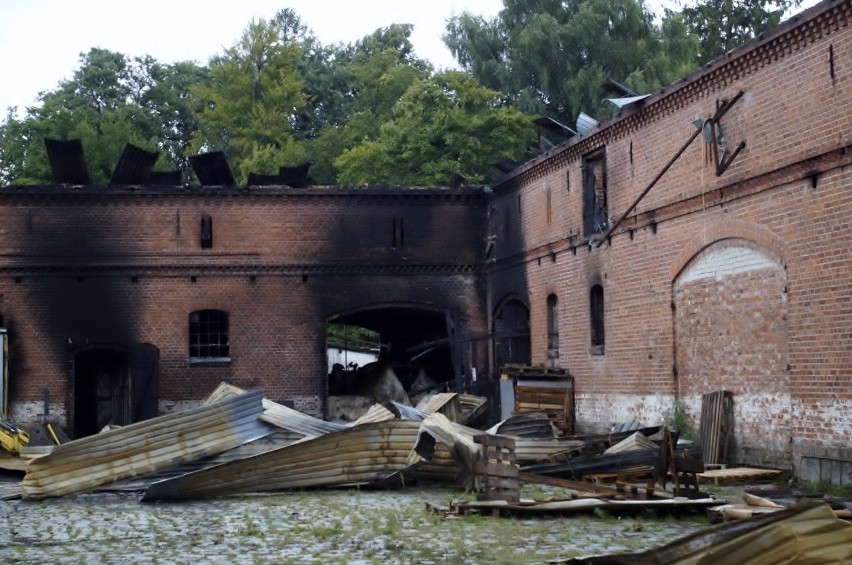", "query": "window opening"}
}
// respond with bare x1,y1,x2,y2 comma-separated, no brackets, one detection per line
200,214,213,249
189,309,229,359
583,149,608,237
590,285,605,354
547,294,559,353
